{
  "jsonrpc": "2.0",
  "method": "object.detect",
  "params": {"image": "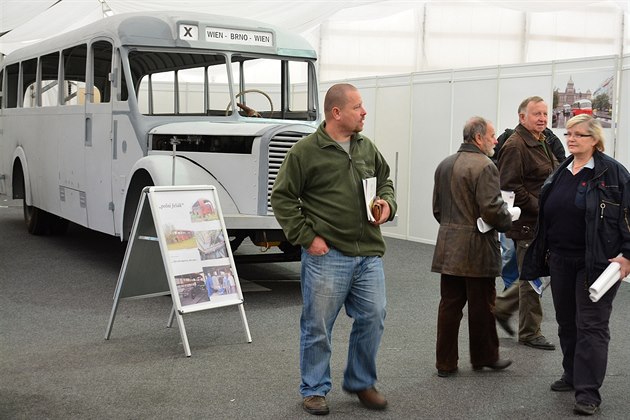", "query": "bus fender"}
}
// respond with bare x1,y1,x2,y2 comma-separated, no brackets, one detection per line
12,147,32,206
126,155,239,213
